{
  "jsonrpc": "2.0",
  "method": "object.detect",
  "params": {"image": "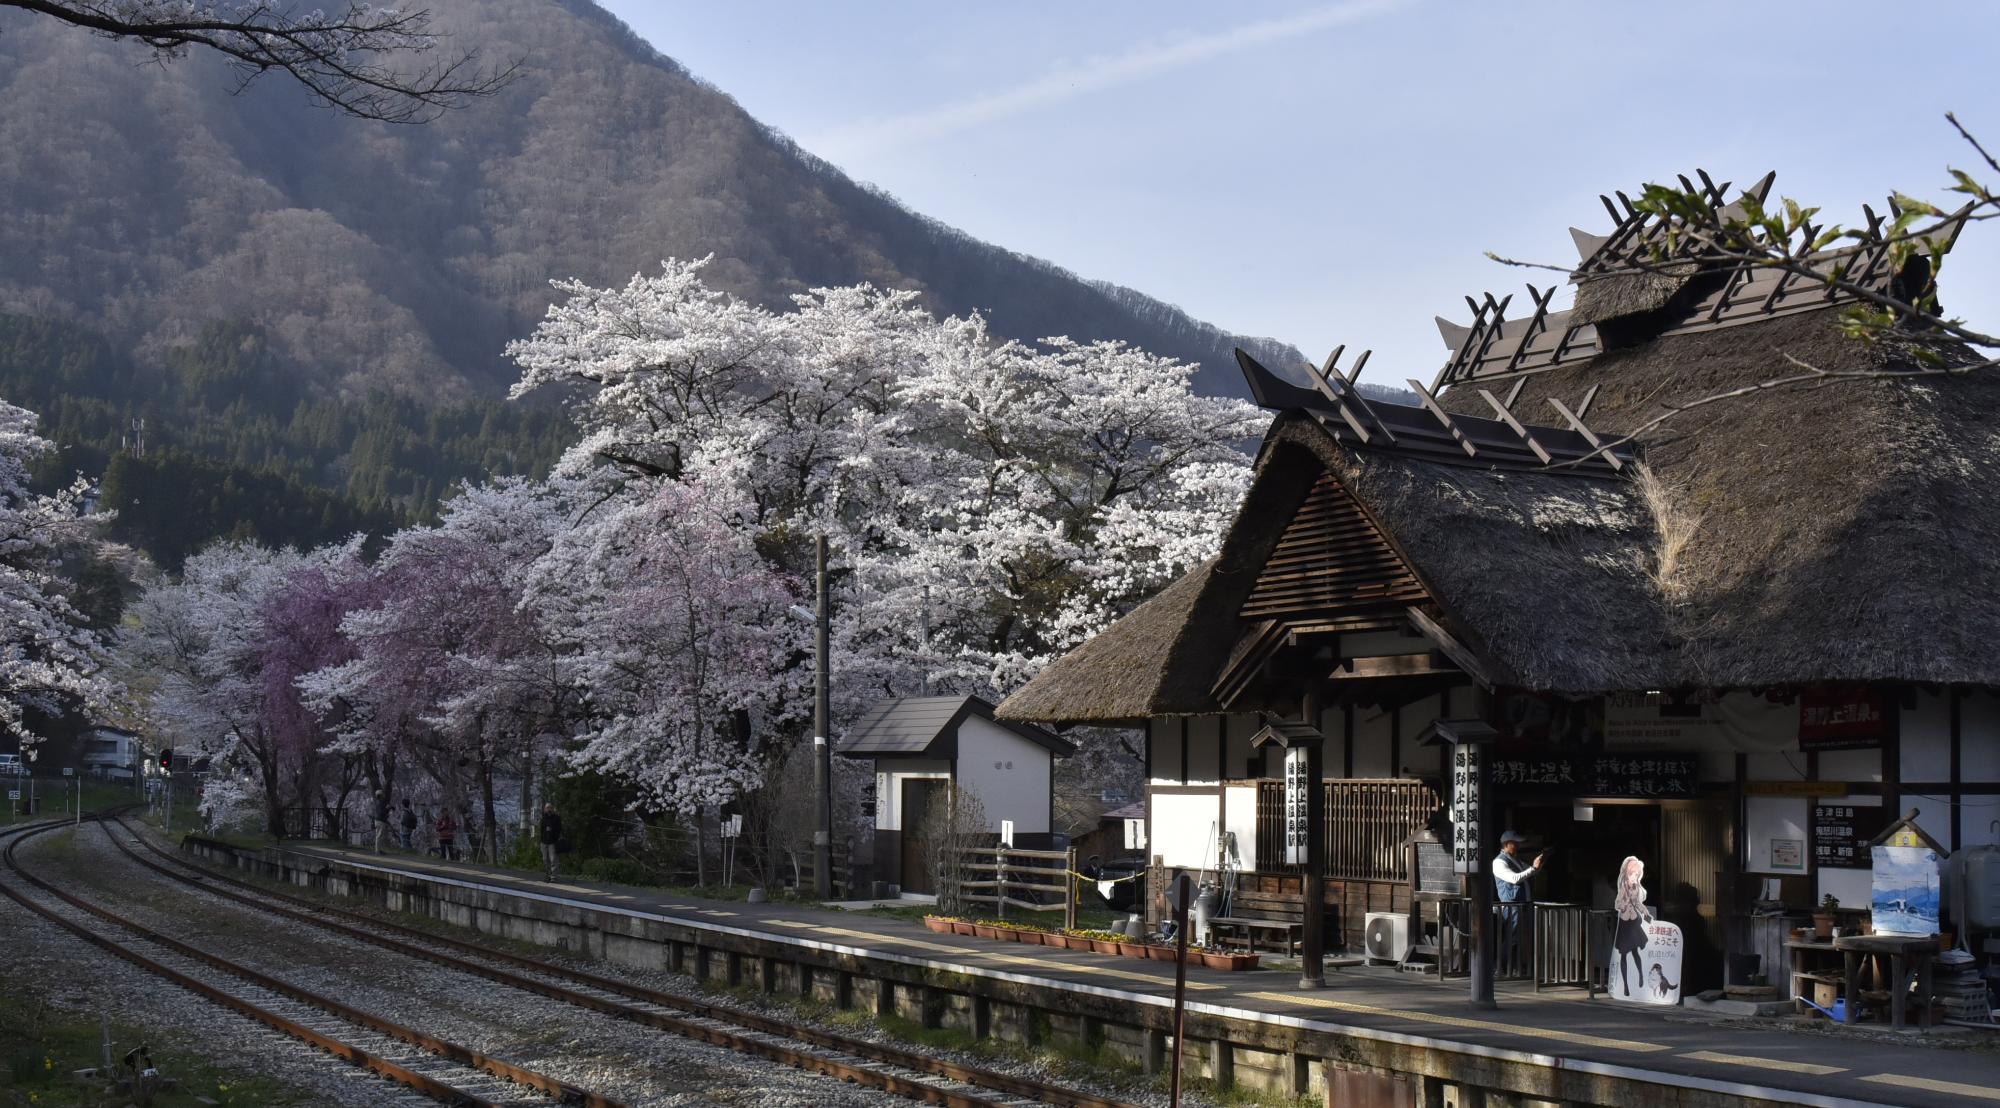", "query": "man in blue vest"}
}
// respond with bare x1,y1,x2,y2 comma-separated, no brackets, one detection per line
1493,830,1544,975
